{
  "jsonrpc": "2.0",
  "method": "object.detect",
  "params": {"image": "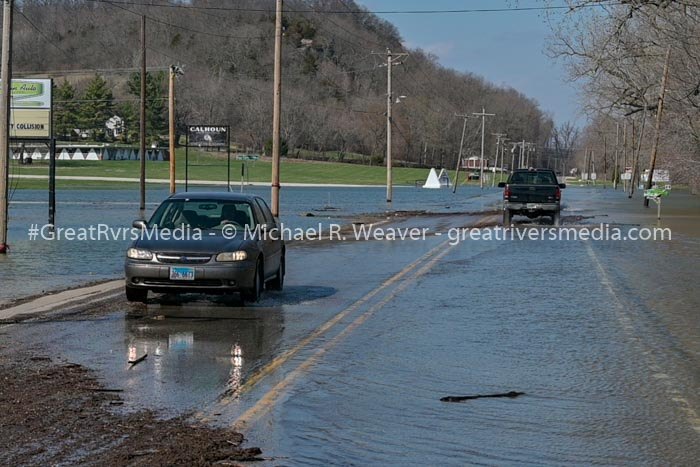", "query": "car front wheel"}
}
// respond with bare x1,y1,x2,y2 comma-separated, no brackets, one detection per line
125,286,148,303
267,255,285,291
242,259,263,303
